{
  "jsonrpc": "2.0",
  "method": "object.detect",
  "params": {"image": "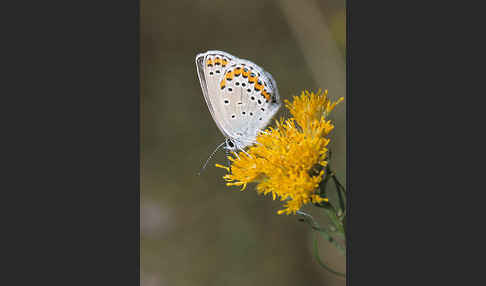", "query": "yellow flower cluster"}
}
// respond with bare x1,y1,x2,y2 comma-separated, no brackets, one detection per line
216,90,344,215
